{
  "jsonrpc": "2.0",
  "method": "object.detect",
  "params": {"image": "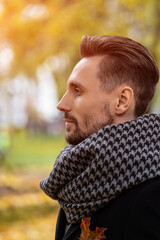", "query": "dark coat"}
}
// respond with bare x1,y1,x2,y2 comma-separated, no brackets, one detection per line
55,177,160,240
